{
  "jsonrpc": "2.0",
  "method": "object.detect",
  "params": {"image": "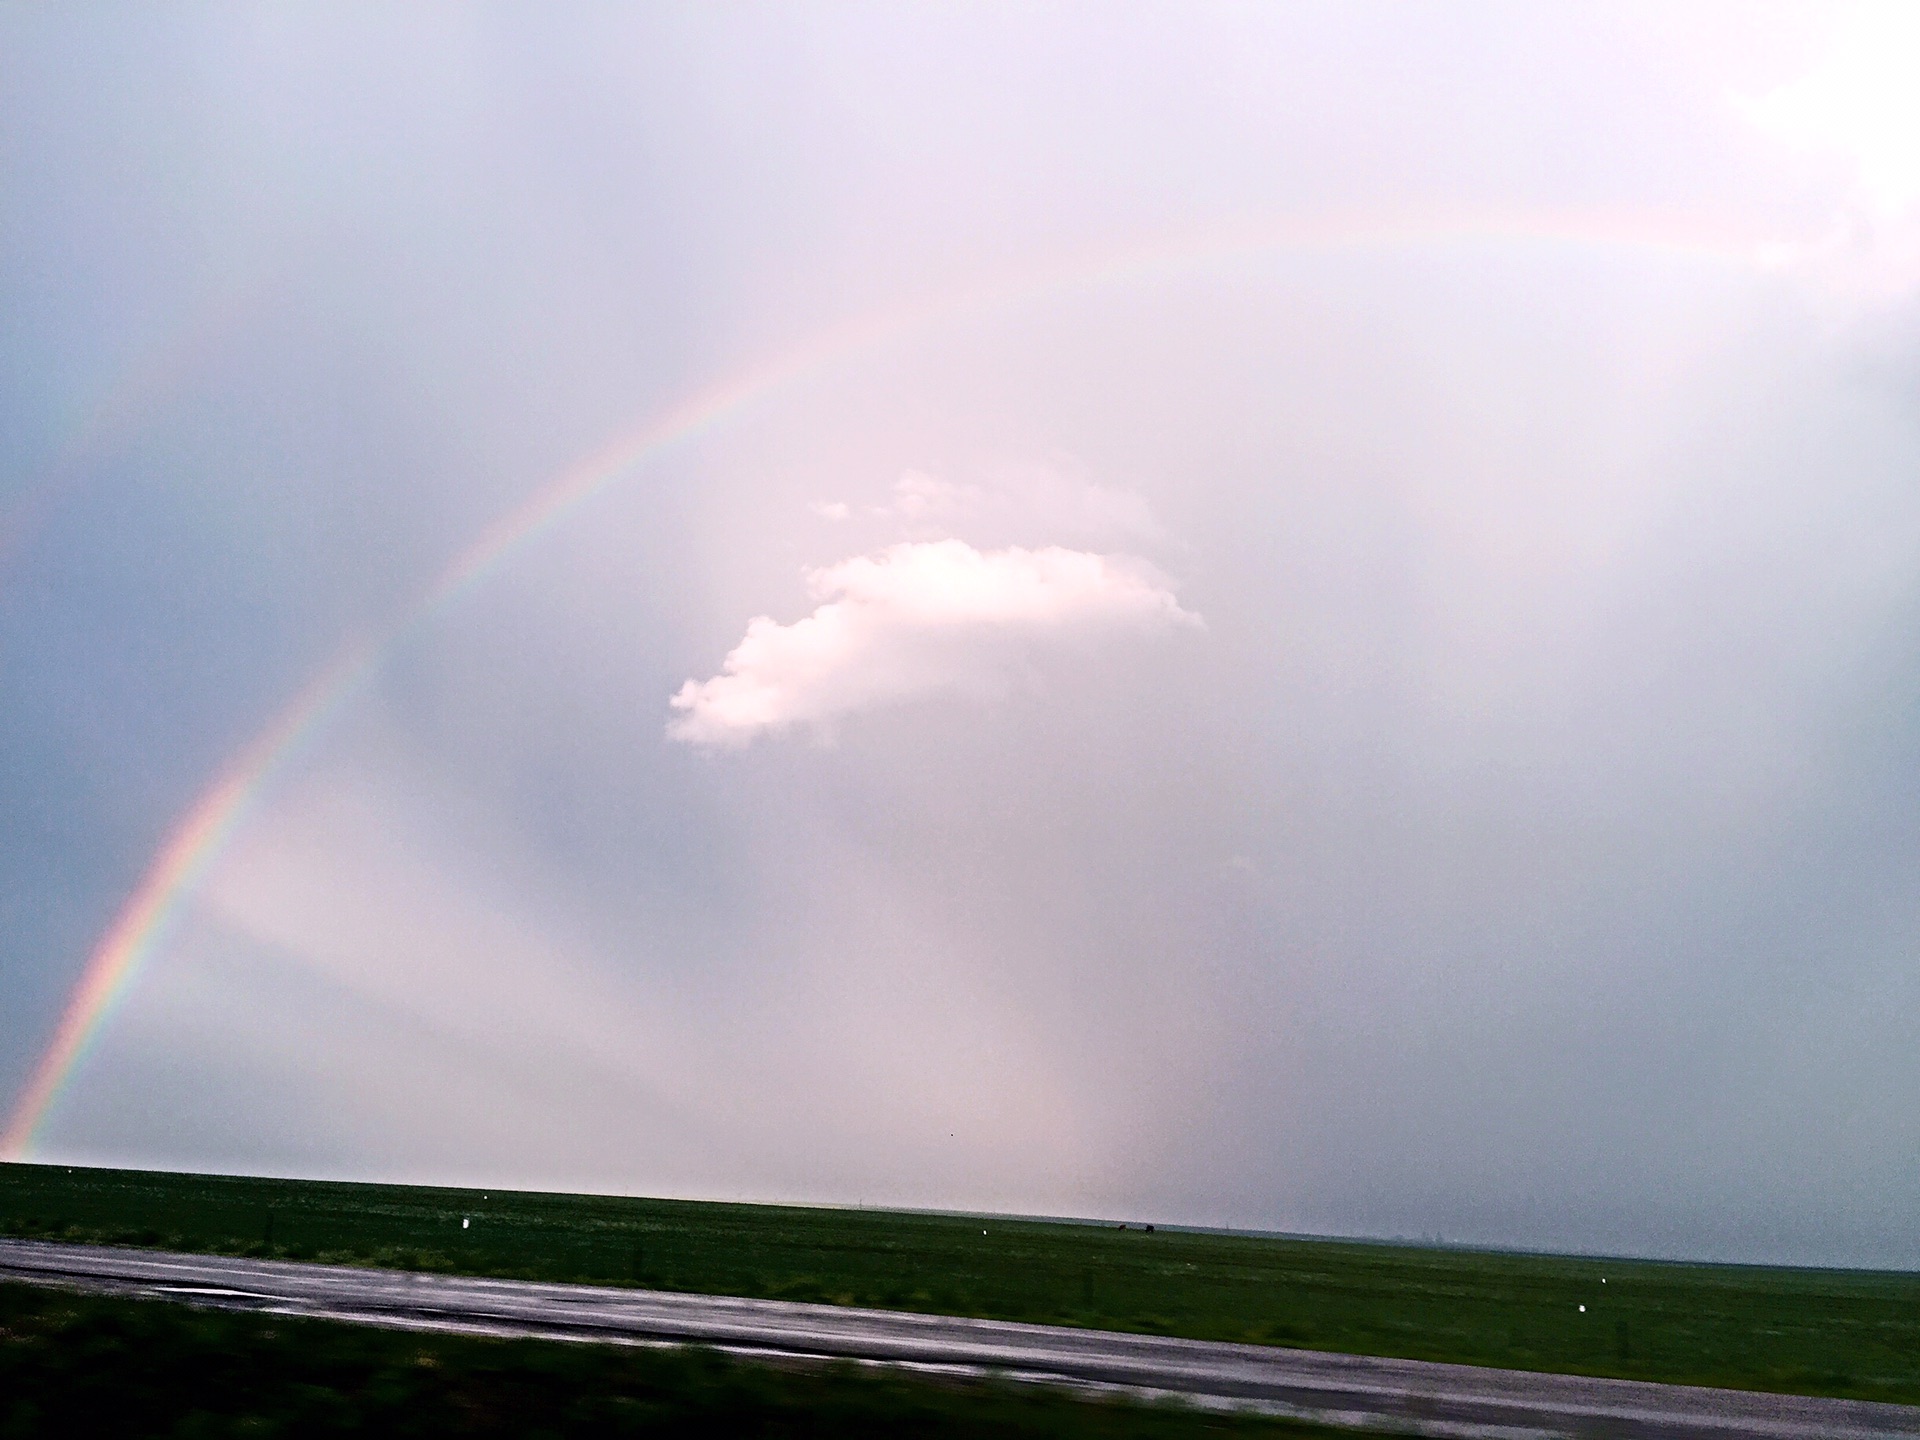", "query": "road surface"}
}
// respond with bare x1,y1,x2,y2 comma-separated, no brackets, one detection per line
3,1237,1916,1438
